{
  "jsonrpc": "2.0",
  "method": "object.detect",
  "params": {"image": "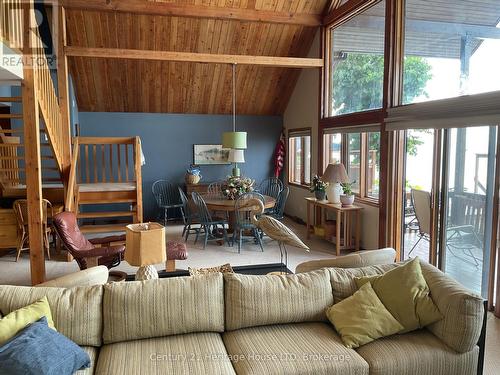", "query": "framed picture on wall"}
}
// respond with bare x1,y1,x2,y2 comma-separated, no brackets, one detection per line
193,144,231,165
